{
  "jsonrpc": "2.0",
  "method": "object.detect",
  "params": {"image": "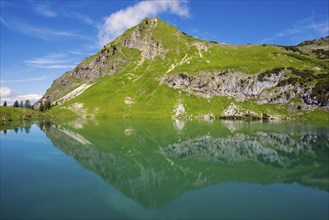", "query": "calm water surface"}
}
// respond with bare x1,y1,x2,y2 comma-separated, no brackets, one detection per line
1,119,328,219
